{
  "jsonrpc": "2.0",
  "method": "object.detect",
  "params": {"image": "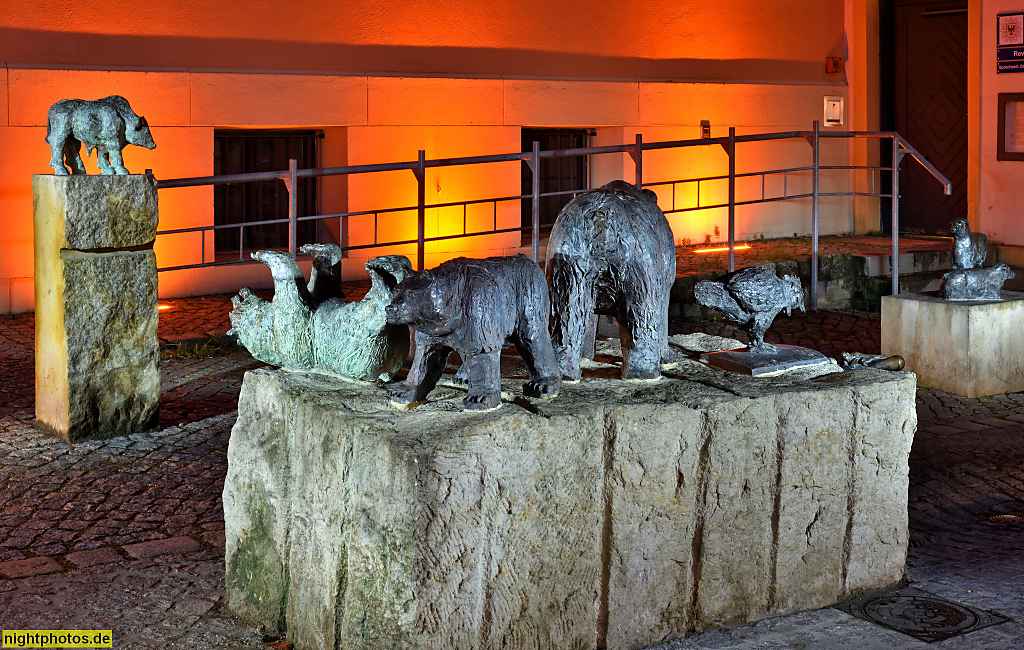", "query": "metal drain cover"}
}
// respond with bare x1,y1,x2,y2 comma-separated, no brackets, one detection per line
836,587,1009,642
